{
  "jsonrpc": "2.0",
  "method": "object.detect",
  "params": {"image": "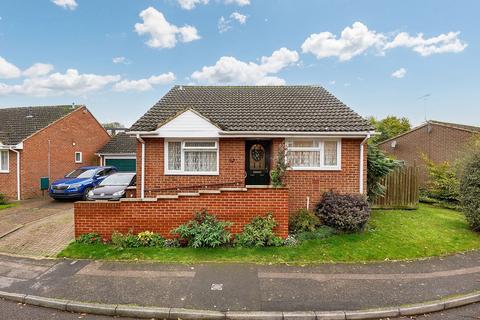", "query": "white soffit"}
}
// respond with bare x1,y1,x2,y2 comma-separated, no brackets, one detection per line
155,110,220,138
